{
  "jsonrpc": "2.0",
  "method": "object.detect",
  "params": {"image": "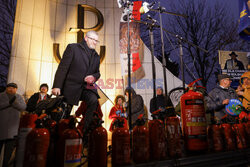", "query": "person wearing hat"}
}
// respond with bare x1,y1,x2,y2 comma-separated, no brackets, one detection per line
0,83,26,166
224,51,245,70
150,86,173,114
207,74,239,122
26,83,51,113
